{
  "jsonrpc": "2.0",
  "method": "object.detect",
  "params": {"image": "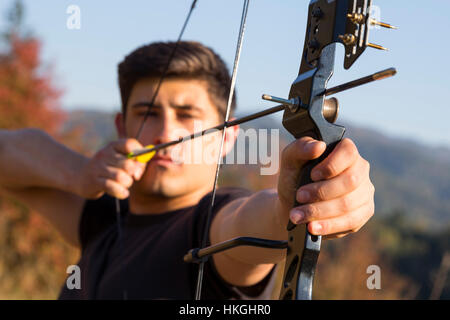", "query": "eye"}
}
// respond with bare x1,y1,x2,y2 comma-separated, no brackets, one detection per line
178,113,195,119
138,110,158,117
